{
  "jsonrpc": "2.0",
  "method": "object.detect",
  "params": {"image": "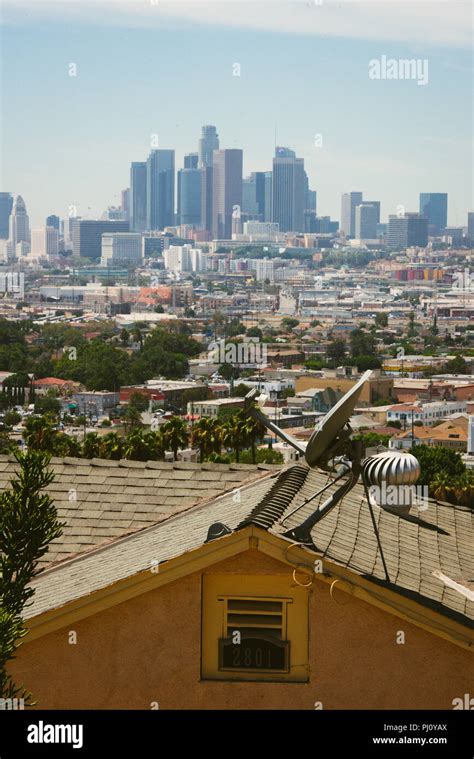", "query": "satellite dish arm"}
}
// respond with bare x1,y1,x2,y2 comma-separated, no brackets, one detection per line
244,389,306,455
246,403,307,456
